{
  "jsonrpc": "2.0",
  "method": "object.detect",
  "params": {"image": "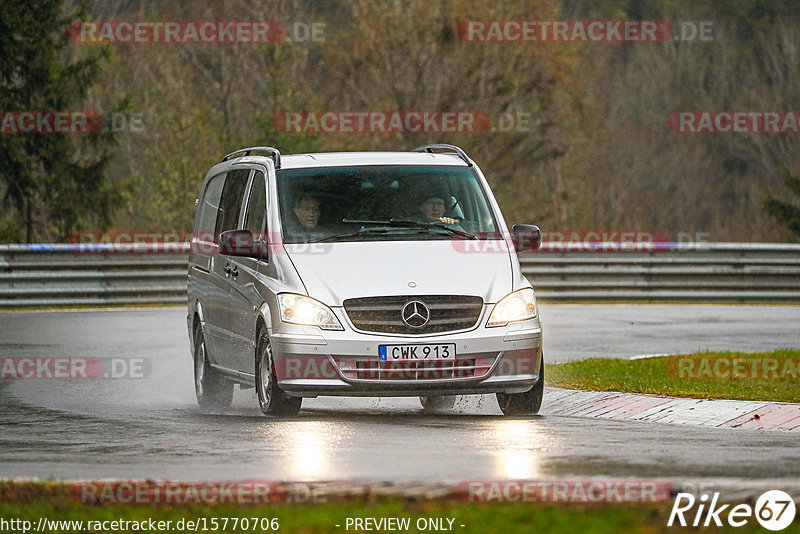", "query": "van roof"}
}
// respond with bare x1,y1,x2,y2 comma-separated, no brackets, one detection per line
235,151,472,170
